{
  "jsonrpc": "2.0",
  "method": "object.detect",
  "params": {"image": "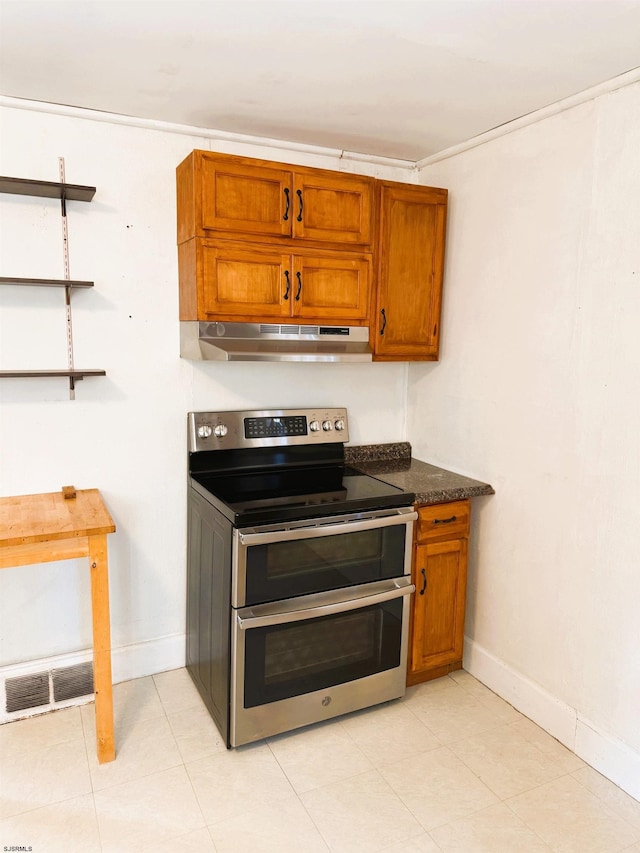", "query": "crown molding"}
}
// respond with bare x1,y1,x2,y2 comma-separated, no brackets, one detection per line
0,95,415,171
4,64,638,175
415,66,640,170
